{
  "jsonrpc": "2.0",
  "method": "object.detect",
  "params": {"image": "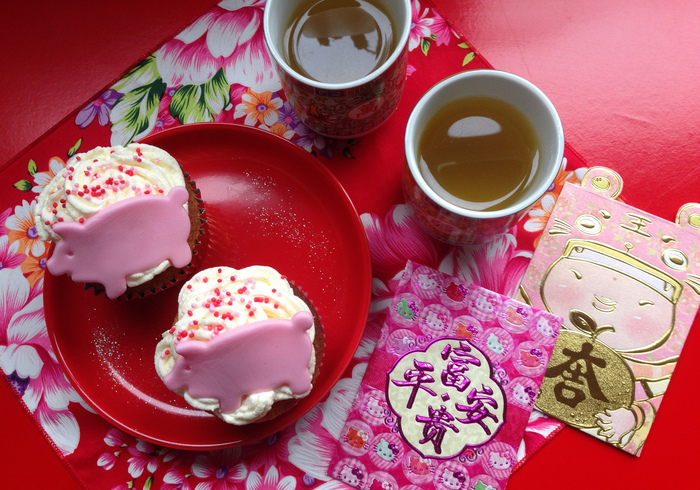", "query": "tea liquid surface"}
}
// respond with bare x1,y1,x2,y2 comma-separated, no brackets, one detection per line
284,0,395,83
418,96,541,212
